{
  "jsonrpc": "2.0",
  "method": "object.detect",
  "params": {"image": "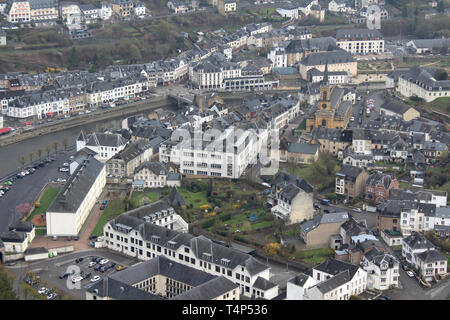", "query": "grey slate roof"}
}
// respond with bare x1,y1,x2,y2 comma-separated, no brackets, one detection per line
172,276,239,300
314,258,359,278
253,276,277,291
403,232,435,250
300,50,354,66
134,161,168,175
288,142,318,155
288,273,311,287
300,212,349,234
47,156,104,213
314,270,351,293
336,28,383,41
416,249,447,263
